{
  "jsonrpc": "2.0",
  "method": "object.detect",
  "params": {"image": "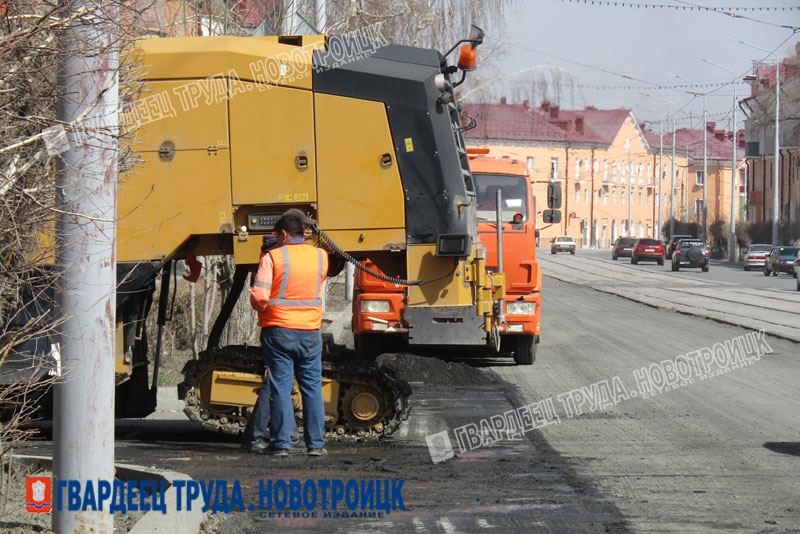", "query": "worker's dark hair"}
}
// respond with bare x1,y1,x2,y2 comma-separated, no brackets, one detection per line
275,209,310,237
